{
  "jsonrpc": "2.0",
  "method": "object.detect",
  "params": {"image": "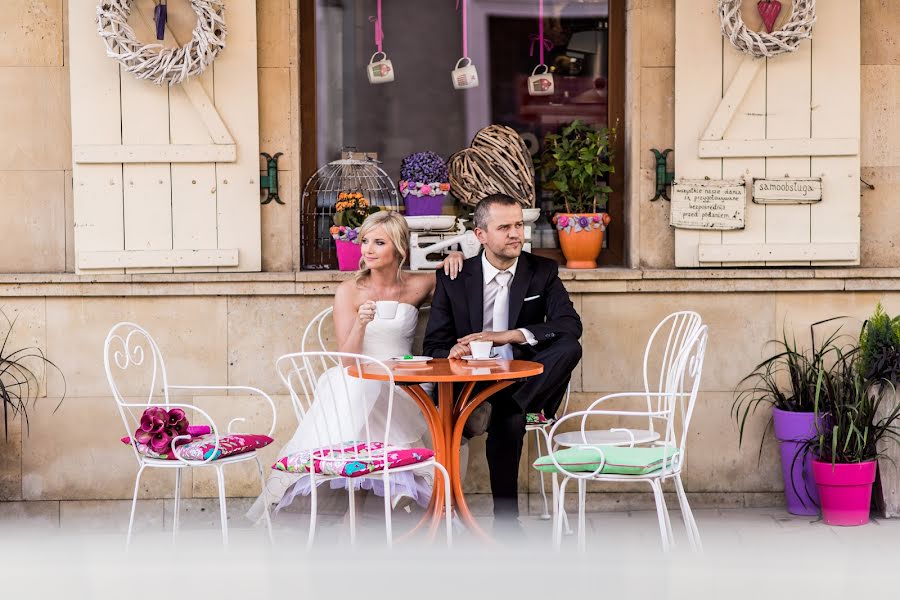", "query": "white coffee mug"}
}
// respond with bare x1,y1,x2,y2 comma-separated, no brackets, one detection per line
367,52,395,84
375,300,399,319
469,340,493,359
451,57,479,90
527,64,554,96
